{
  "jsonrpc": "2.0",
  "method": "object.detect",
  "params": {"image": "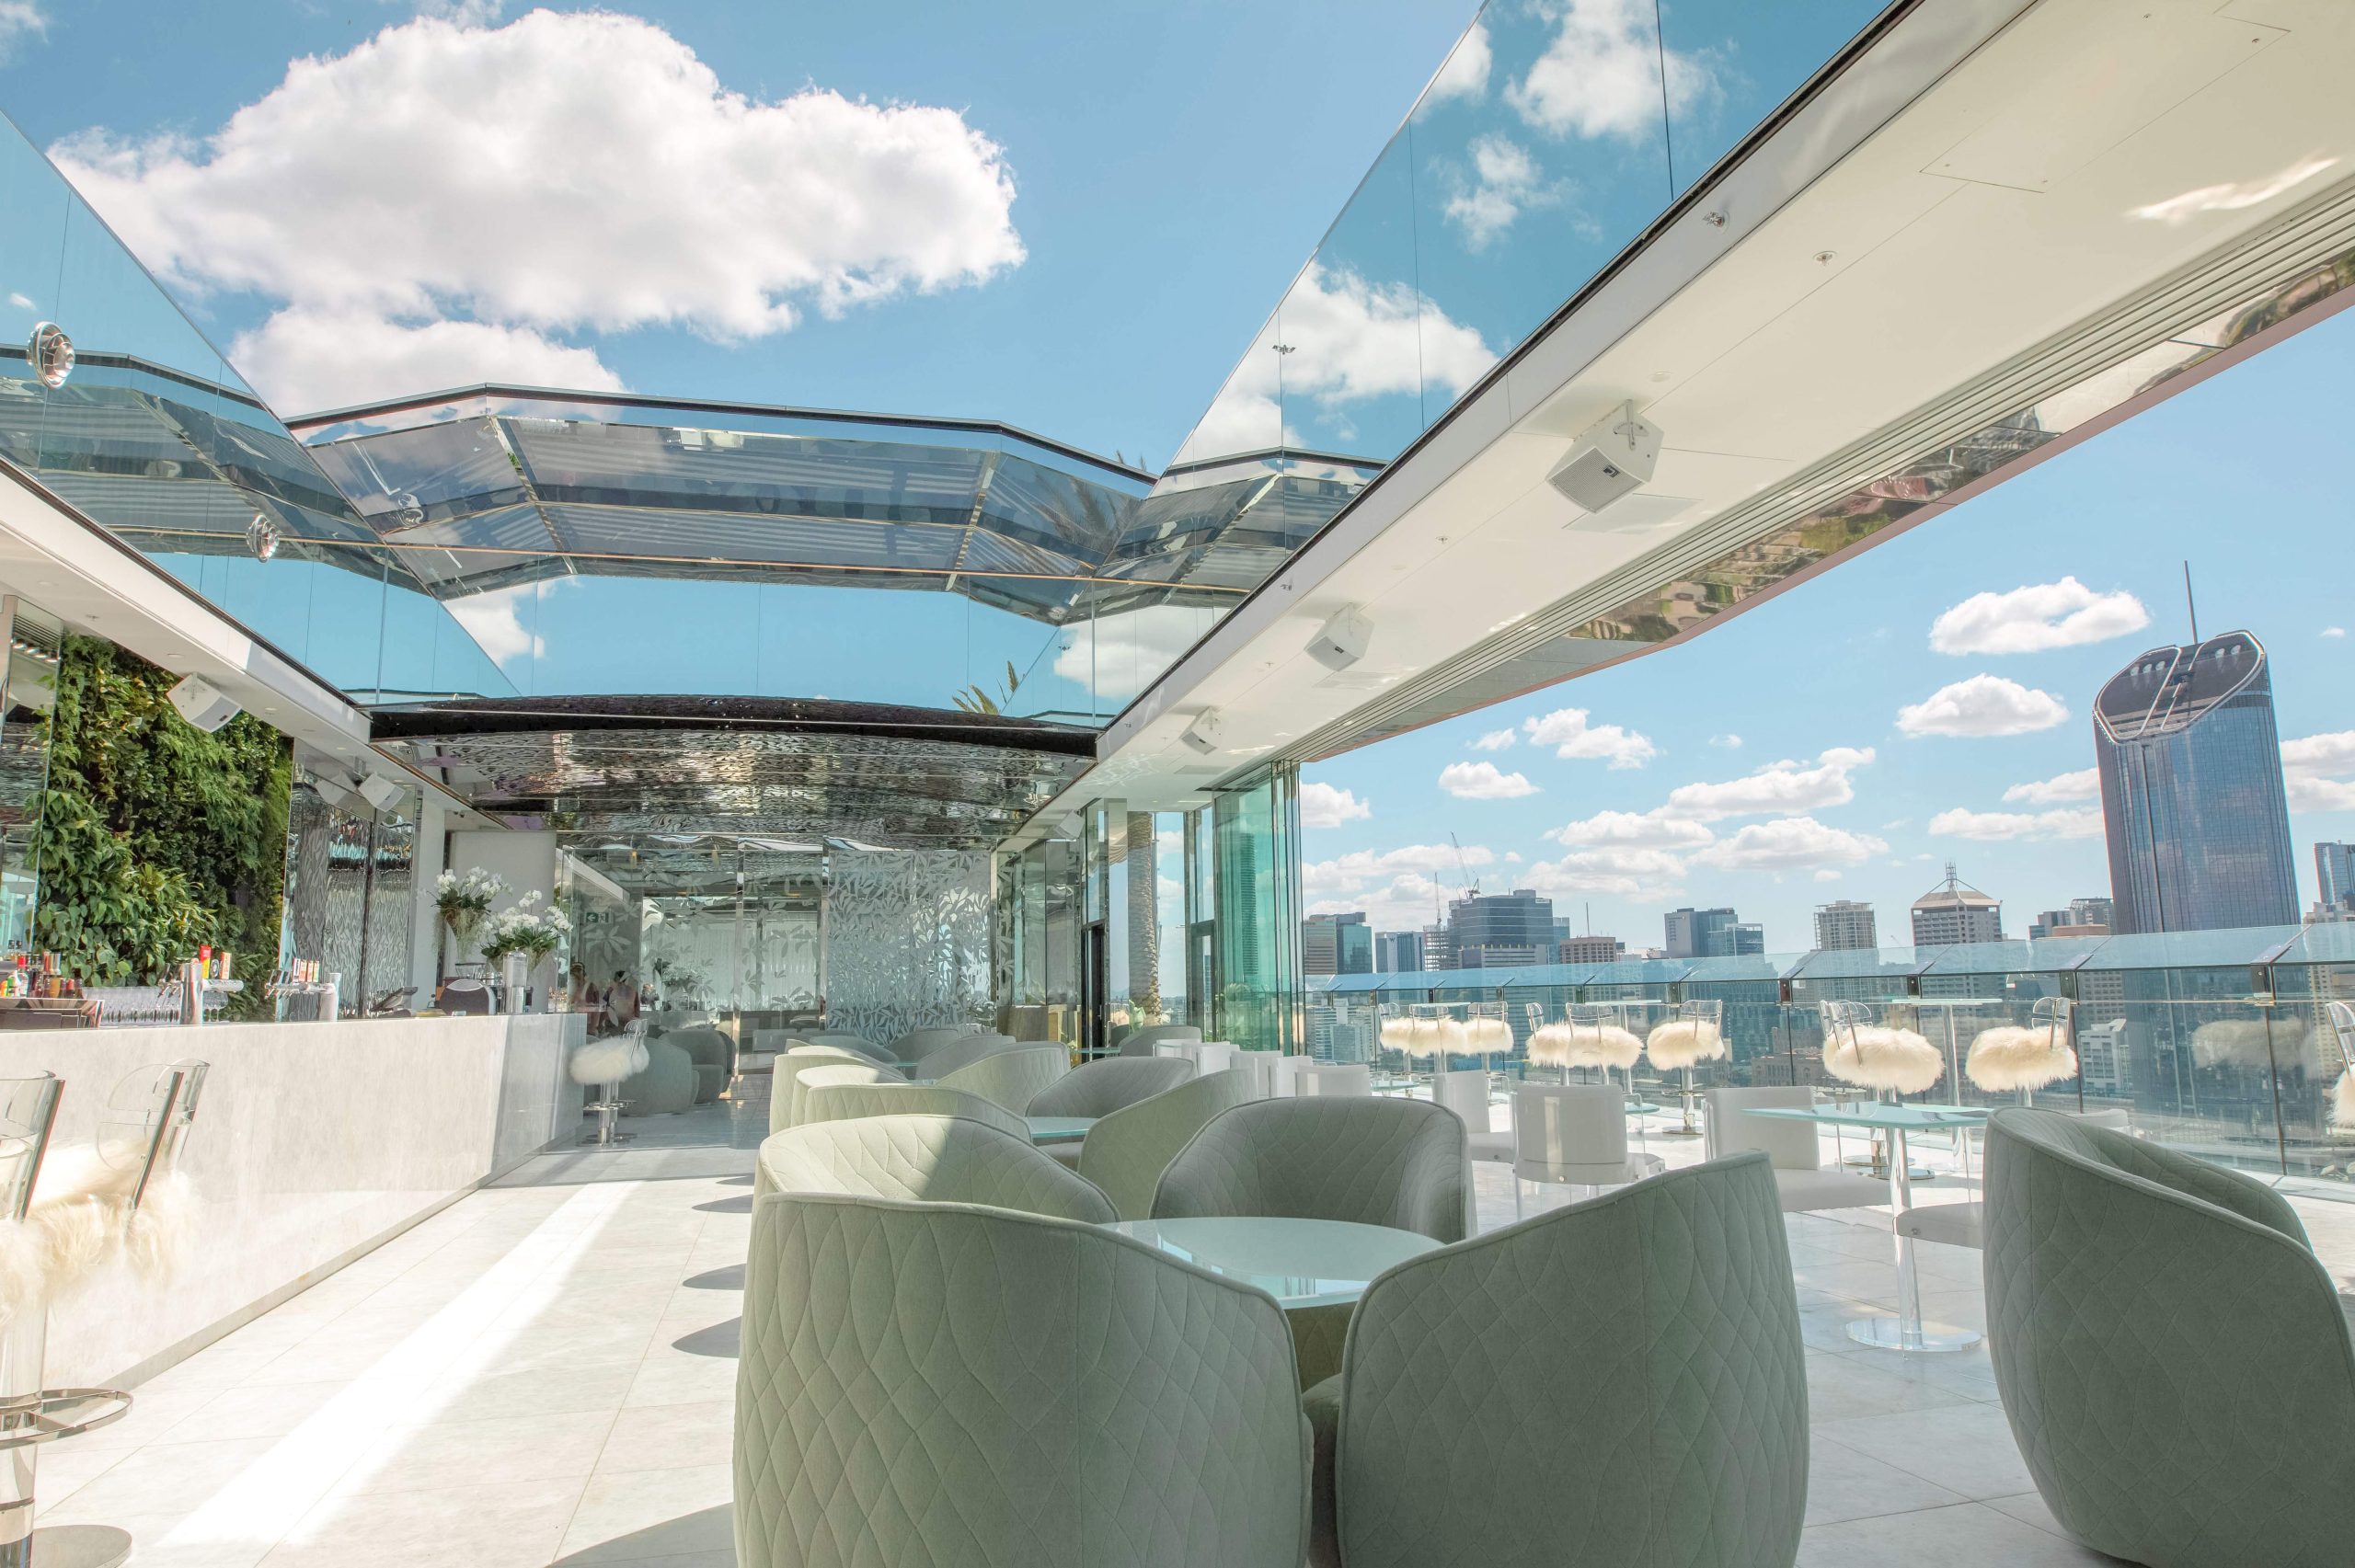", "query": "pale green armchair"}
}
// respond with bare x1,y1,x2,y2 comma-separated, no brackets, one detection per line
667,1025,733,1104
1983,1107,2355,1567
1076,1067,1256,1221
934,1044,1069,1114
775,1060,902,1135
1029,1056,1194,1117
1152,1095,1470,1388
737,1192,1311,1567
801,1079,1028,1142
754,1113,1112,1219
618,1037,695,1117
1305,1152,1806,1568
